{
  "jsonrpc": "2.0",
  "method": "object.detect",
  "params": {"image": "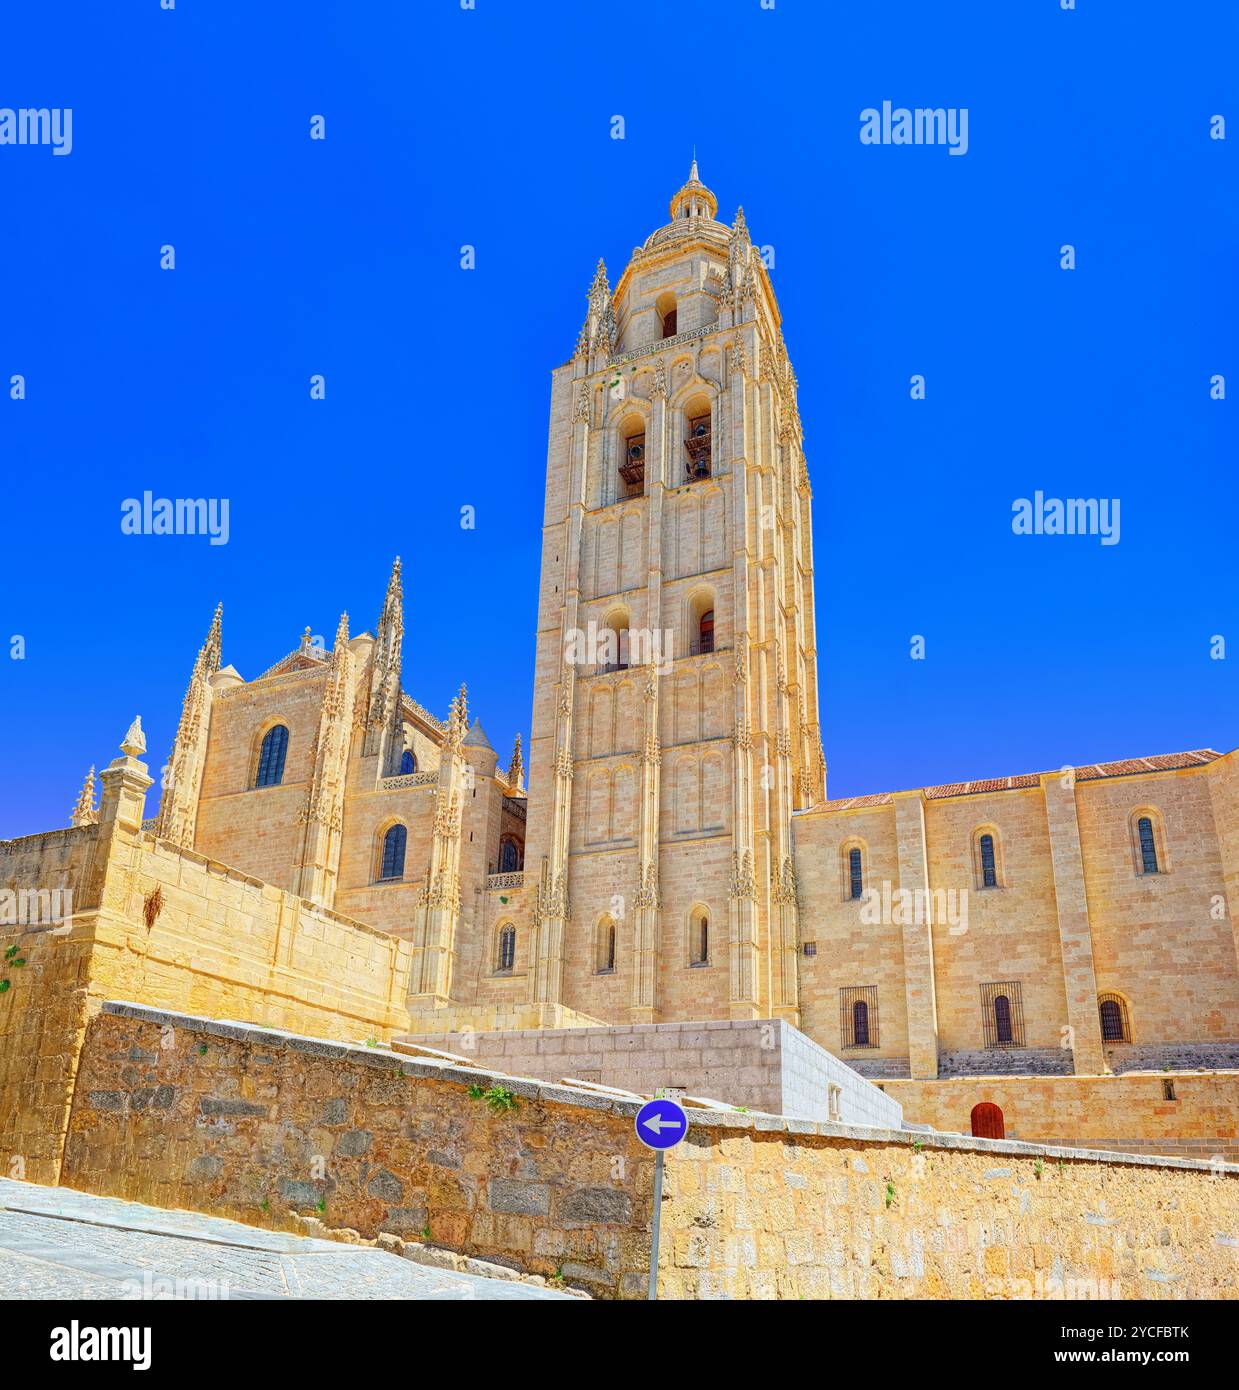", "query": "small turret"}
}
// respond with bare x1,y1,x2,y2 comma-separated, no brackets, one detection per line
669,157,718,222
